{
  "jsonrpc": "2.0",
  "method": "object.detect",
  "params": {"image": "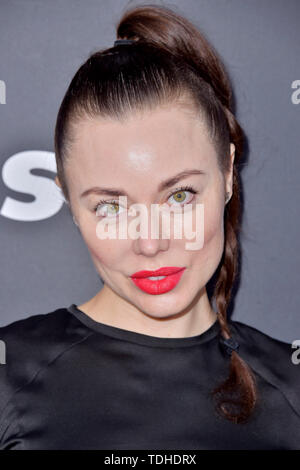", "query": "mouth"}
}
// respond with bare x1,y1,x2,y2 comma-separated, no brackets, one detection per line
130,267,186,295
131,266,185,278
